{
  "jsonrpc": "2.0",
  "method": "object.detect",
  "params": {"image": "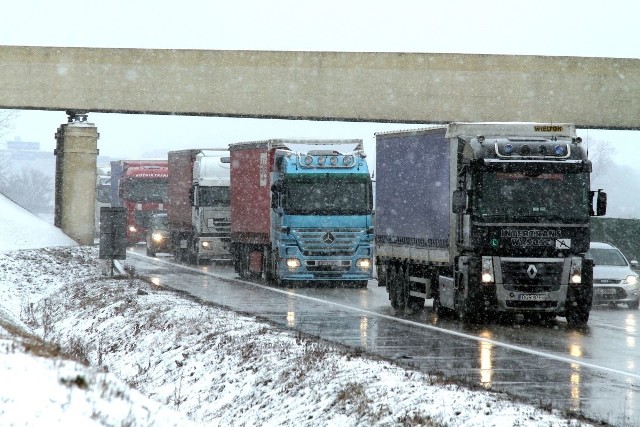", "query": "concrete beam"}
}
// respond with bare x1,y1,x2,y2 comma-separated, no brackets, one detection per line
1,46,638,129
